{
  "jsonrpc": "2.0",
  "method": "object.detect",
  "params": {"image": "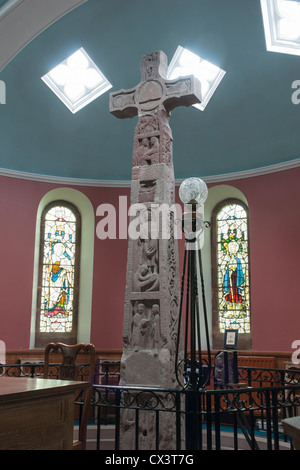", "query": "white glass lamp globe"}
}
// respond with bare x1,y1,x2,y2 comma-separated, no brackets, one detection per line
179,177,208,205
